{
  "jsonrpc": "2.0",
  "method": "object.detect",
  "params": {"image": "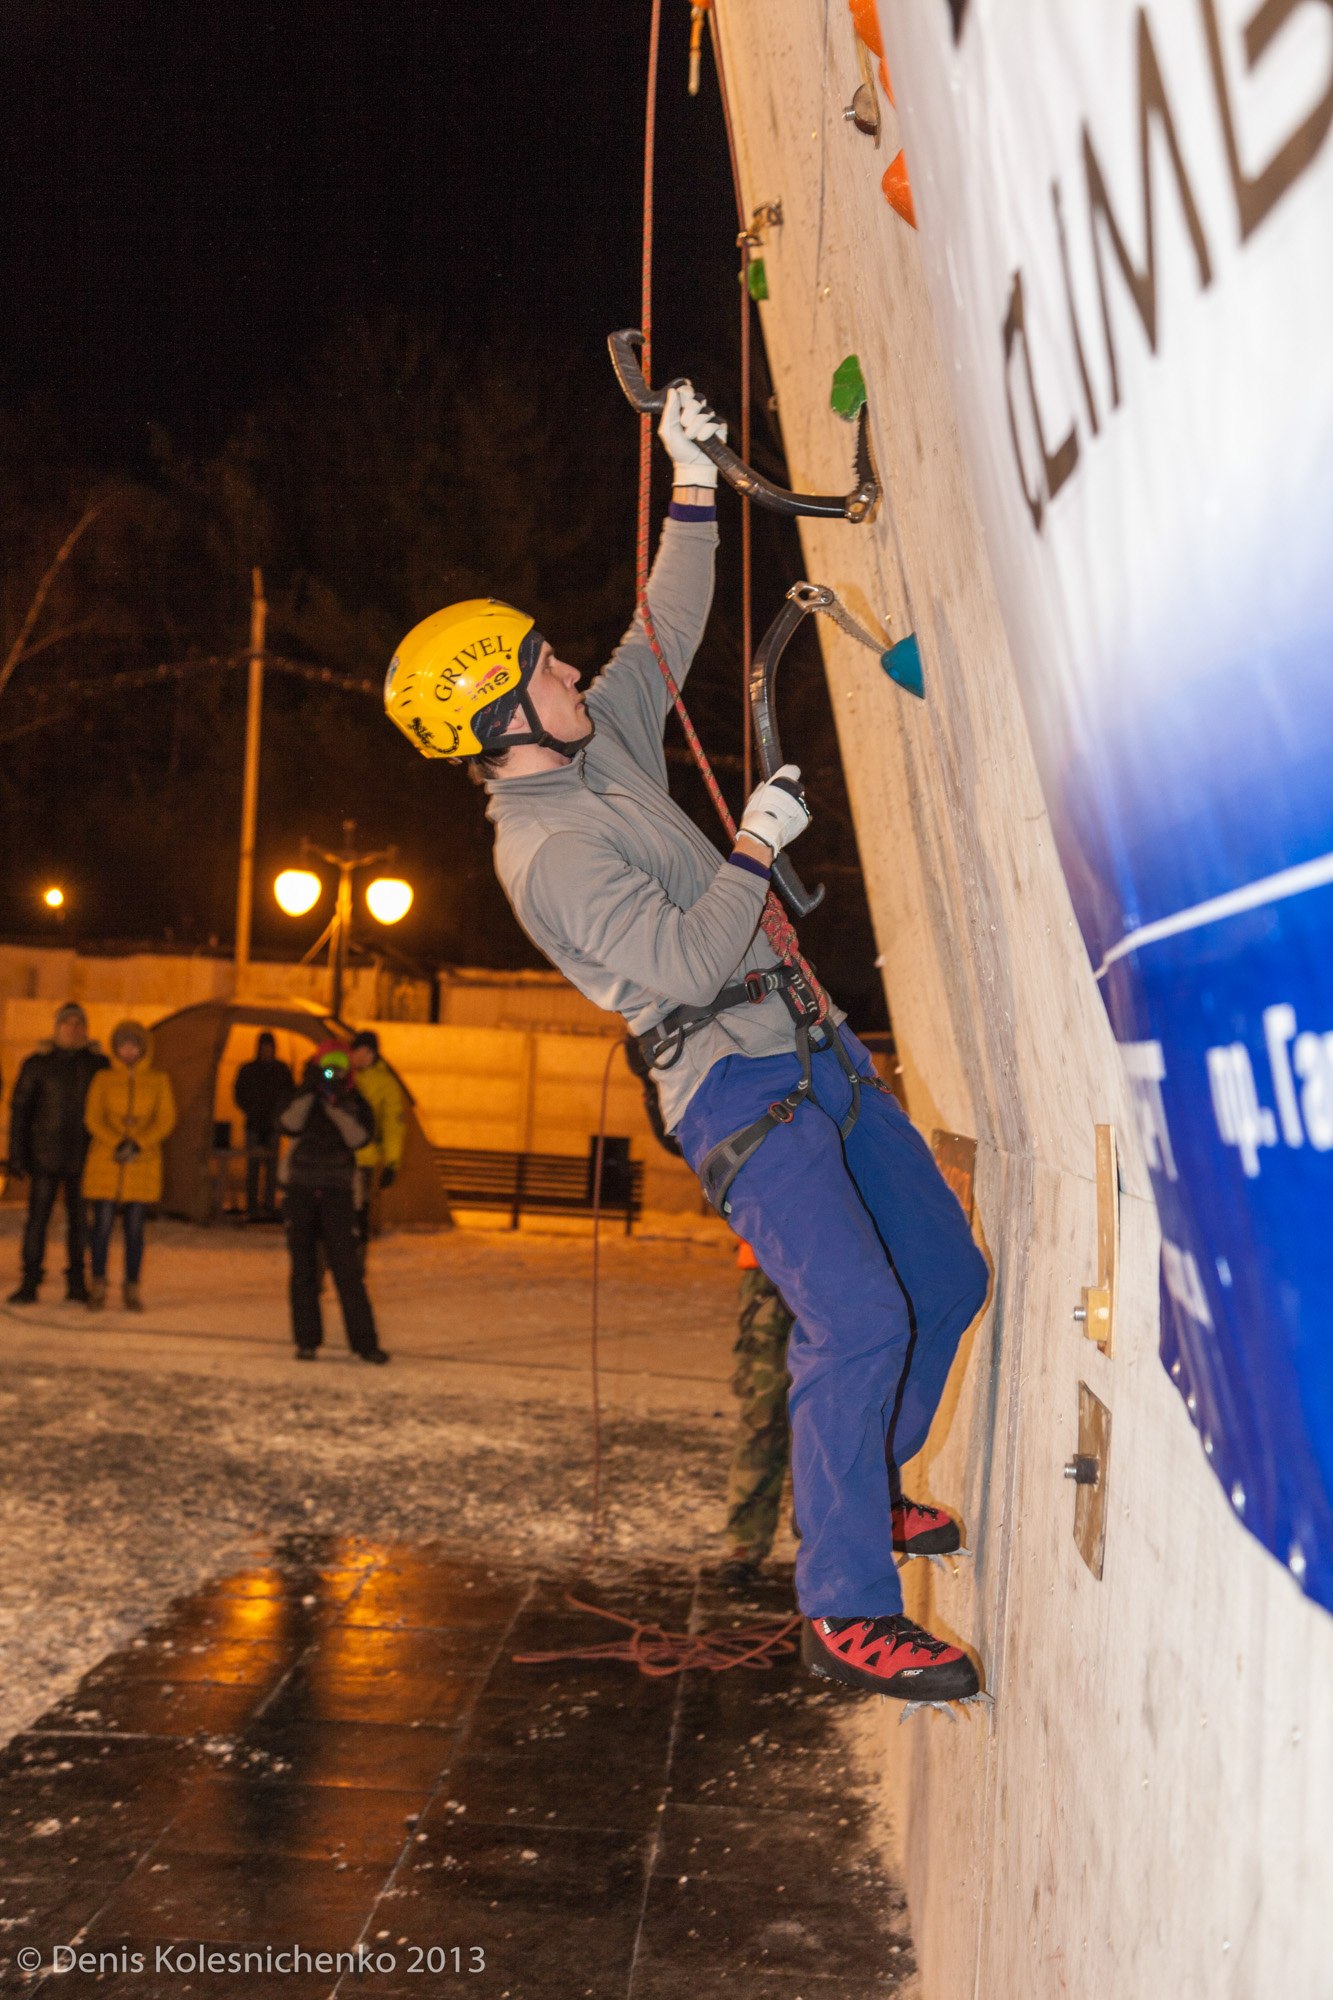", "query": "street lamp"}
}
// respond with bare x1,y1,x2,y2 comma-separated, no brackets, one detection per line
365,877,413,926
274,868,322,918
42,886,65,911
274,820,411,1018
